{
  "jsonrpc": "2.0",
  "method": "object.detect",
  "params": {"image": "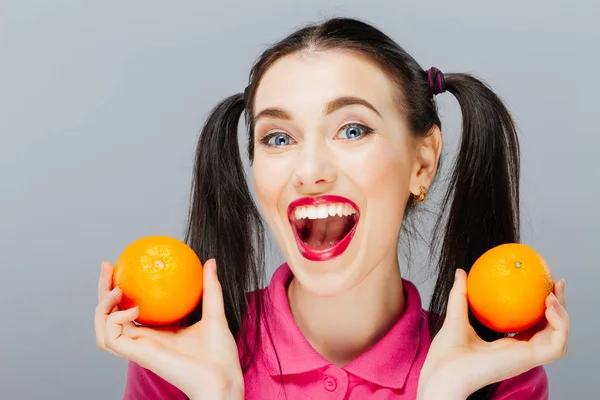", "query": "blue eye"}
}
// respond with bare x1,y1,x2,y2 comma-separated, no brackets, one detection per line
267,133,291,146
336,123,372,140
344,126,362,139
